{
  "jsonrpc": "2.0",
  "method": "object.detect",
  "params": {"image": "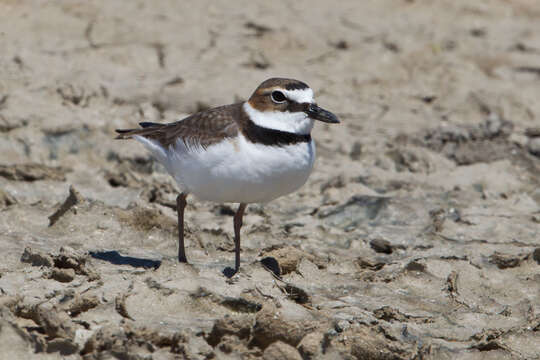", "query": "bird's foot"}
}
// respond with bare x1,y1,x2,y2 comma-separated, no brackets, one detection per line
222,266,238,278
